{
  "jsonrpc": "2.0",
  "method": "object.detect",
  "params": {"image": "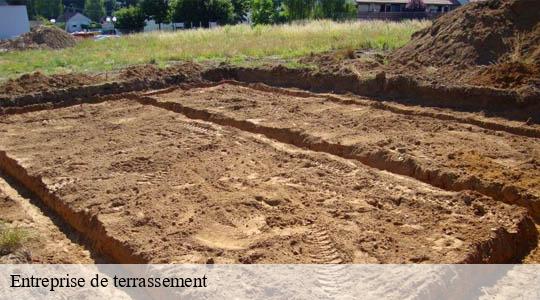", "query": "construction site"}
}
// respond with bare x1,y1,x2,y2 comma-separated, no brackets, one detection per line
0,0,539,266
